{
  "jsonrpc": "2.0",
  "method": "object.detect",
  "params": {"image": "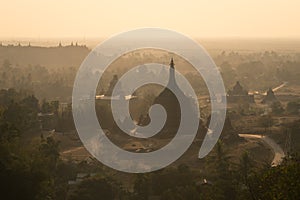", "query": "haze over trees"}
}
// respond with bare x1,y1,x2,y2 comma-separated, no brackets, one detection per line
0,43,299,199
